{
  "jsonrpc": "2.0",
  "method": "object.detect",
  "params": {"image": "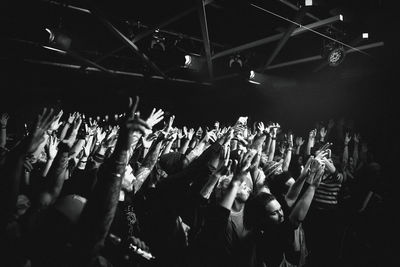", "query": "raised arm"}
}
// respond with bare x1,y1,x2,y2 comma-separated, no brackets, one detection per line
282,133,294,171
219,149,256,210
342,132,351,167
0,113,9,148
200,143,230,199
75,96,151,263
133,132,165,193
295,136,305,155
285,156,314,208
306,129,316,156
267,123,279,161
37,115,82,208
352,133,360,169
289,159,325,228
0,108,56,227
